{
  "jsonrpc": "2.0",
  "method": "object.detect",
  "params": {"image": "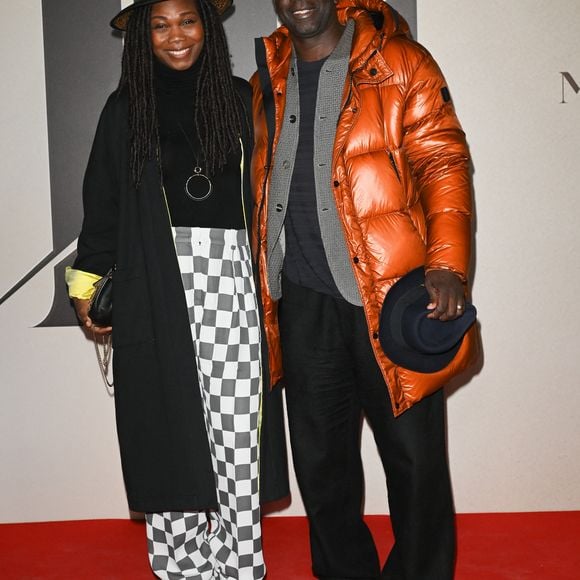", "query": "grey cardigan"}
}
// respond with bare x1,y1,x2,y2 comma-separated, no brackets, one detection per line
266,21,361,306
